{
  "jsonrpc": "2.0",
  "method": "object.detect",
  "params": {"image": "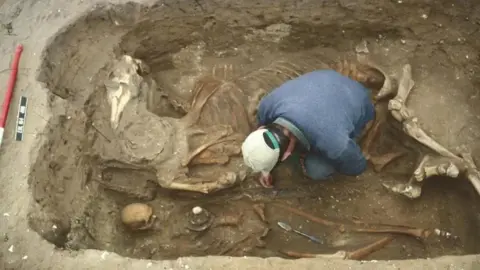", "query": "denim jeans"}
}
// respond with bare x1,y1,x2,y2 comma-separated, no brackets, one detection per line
302,152,335,180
